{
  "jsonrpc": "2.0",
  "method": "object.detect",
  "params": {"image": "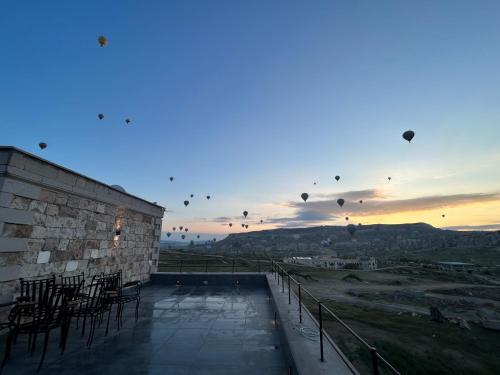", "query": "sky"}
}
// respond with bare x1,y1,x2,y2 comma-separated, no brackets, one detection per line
1,0,500,241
